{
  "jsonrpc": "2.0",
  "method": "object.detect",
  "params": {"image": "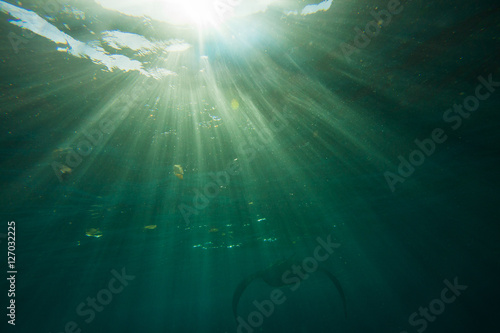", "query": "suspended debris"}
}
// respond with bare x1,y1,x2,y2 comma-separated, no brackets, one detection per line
173,164,184,180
